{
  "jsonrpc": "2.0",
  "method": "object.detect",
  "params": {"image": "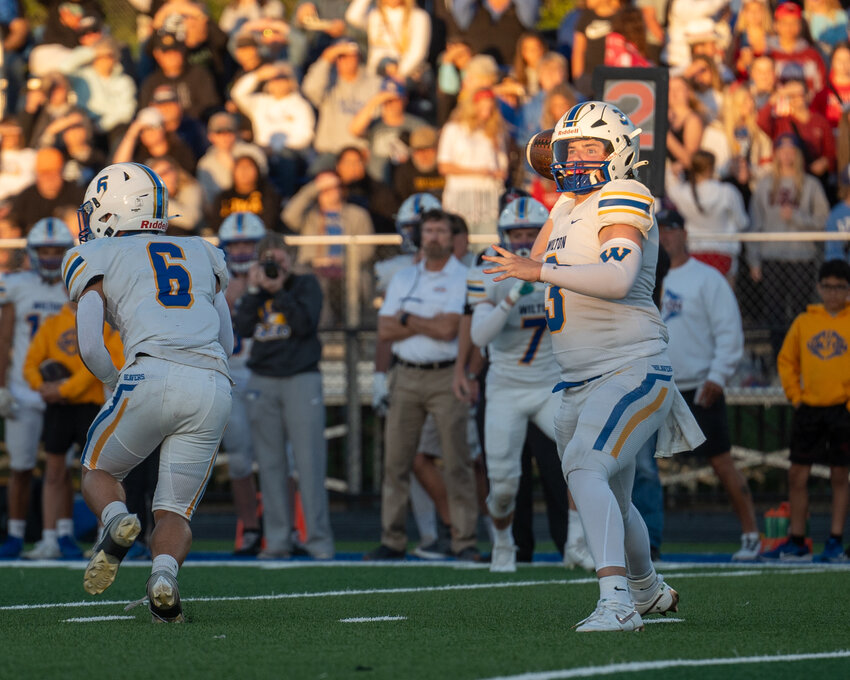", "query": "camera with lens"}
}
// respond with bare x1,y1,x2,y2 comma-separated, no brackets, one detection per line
262,258,279,279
